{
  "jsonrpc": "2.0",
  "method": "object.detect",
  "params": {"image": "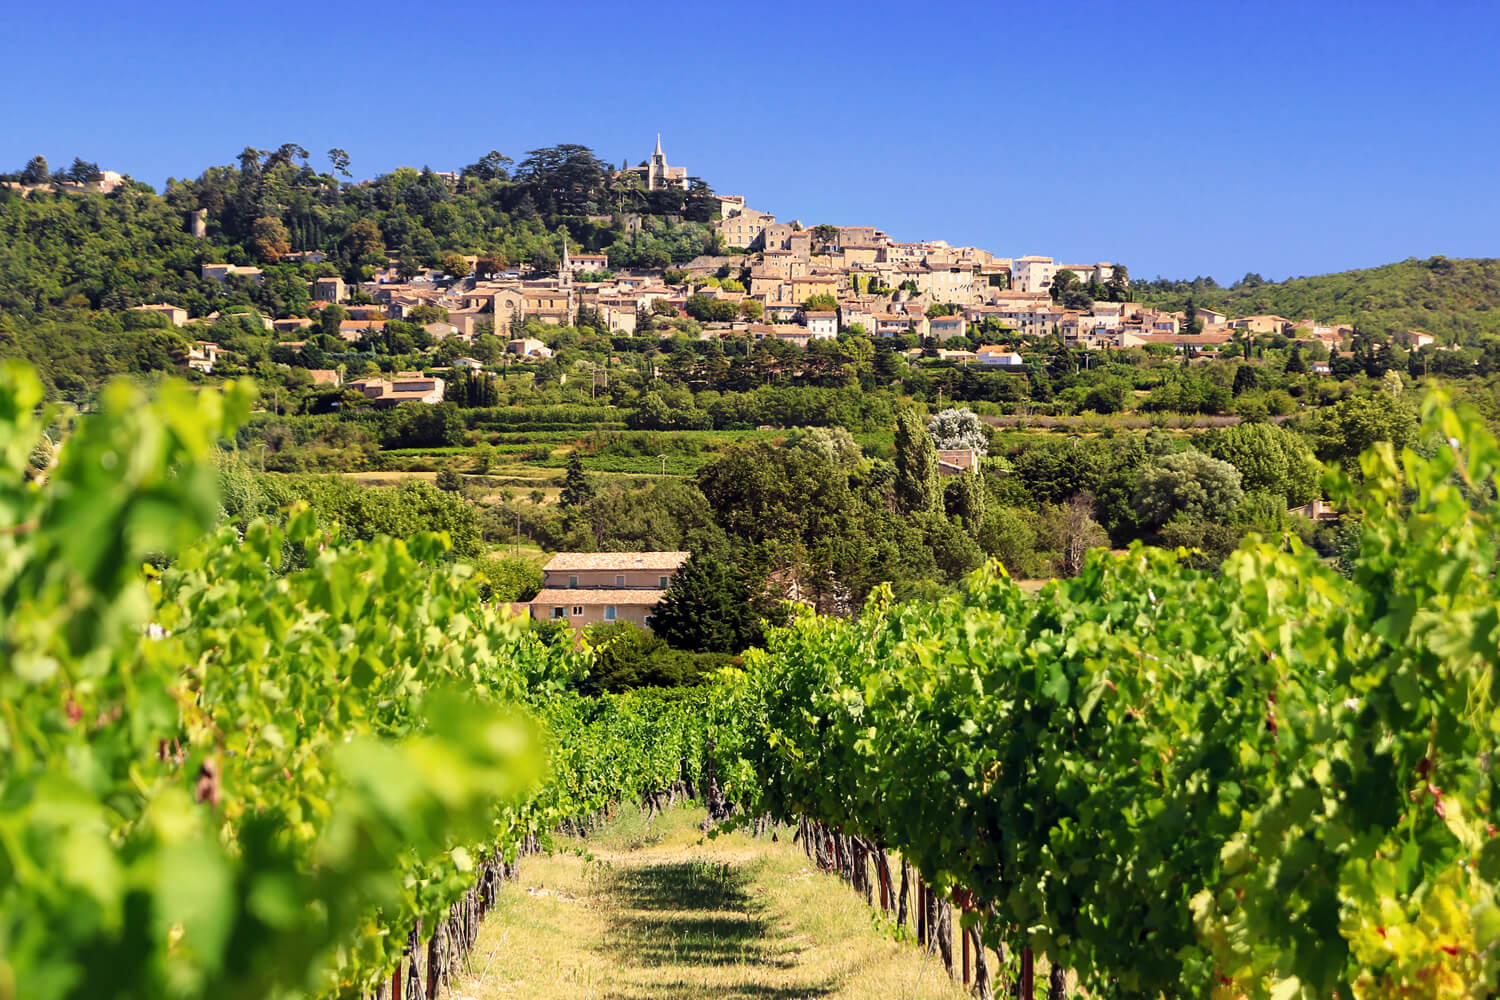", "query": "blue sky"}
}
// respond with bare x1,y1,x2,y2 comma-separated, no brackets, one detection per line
2,0,1496,282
